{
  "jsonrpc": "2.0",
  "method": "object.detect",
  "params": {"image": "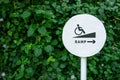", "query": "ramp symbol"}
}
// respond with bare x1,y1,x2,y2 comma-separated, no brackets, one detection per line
74,24,96,38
